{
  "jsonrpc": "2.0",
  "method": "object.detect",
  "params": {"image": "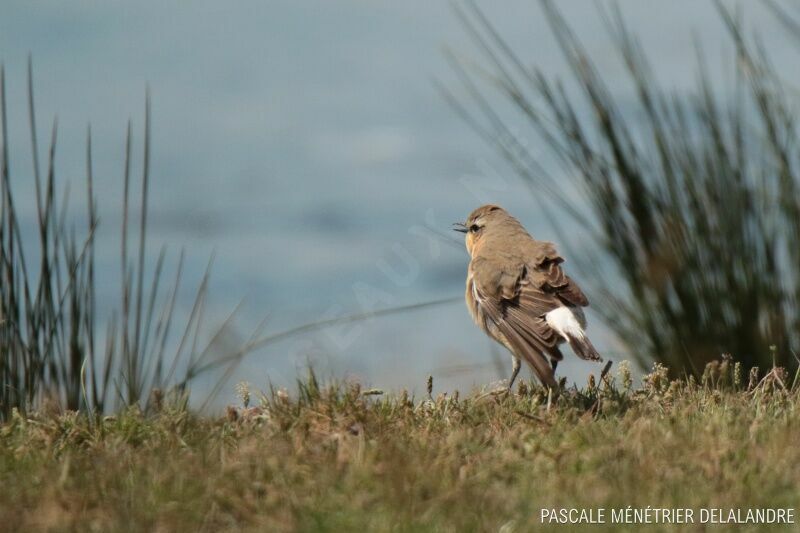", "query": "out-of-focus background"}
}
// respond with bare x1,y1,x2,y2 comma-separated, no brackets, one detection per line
1,1,798,406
